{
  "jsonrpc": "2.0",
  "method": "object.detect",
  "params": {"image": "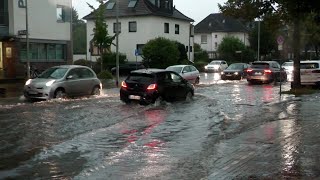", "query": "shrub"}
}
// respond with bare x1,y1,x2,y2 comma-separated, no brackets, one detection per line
97,70,113,79
73,59,91,66
194,61,208,72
